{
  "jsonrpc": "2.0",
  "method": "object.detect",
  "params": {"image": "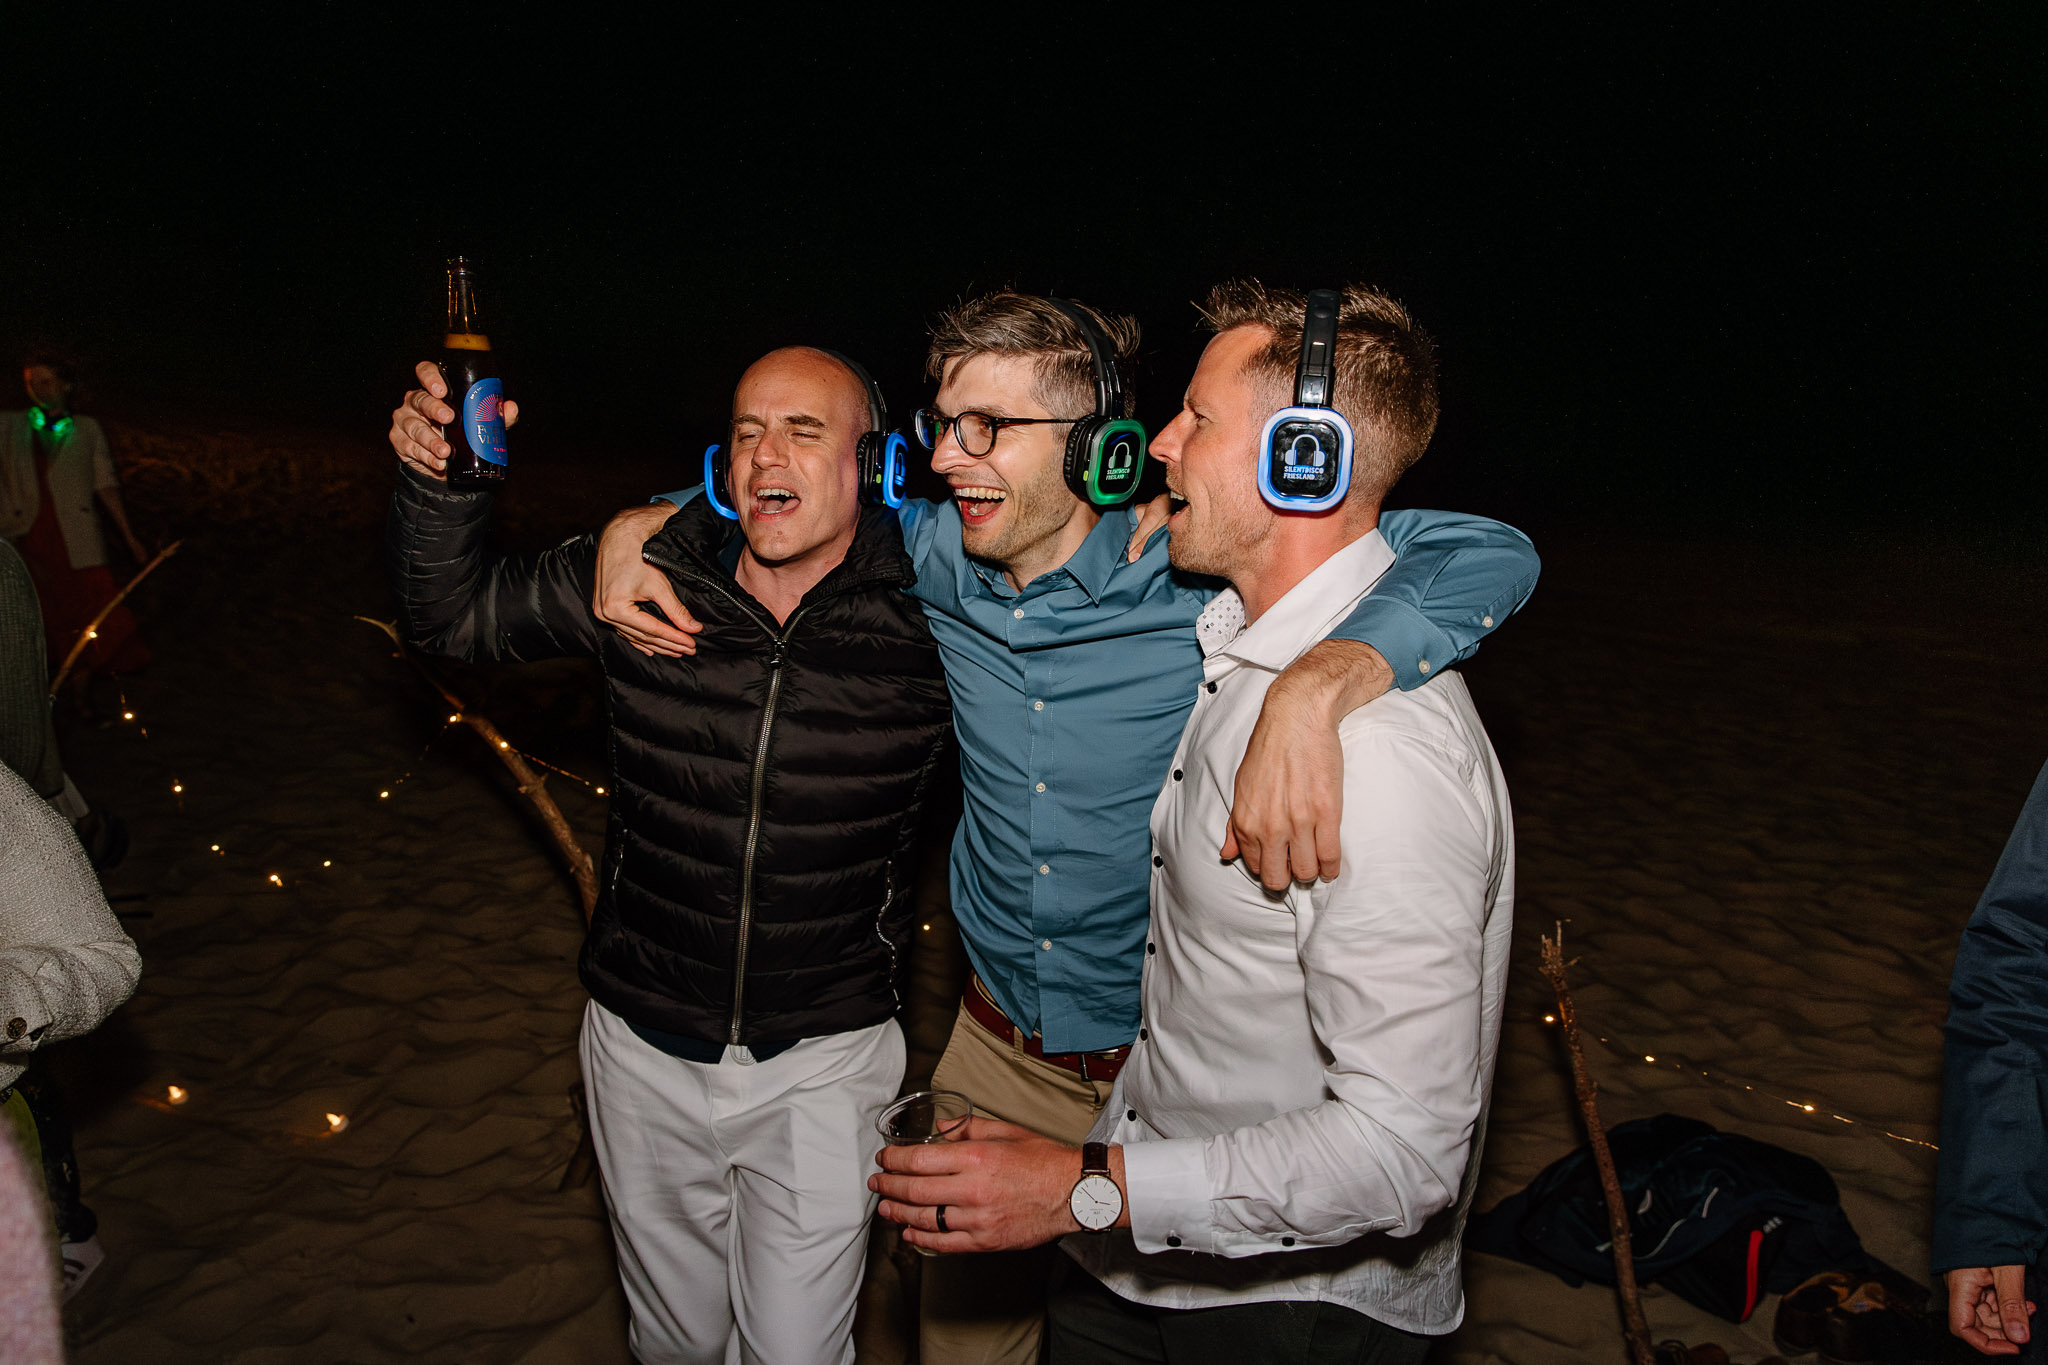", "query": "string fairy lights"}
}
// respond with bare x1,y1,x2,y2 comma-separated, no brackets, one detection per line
1538,1009,1940,1152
